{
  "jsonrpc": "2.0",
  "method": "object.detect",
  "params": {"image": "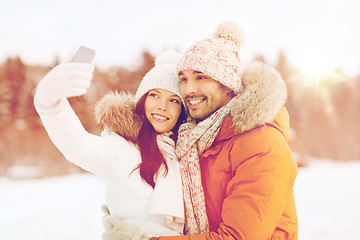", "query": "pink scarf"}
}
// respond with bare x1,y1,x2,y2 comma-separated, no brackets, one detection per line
176,101,233,235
